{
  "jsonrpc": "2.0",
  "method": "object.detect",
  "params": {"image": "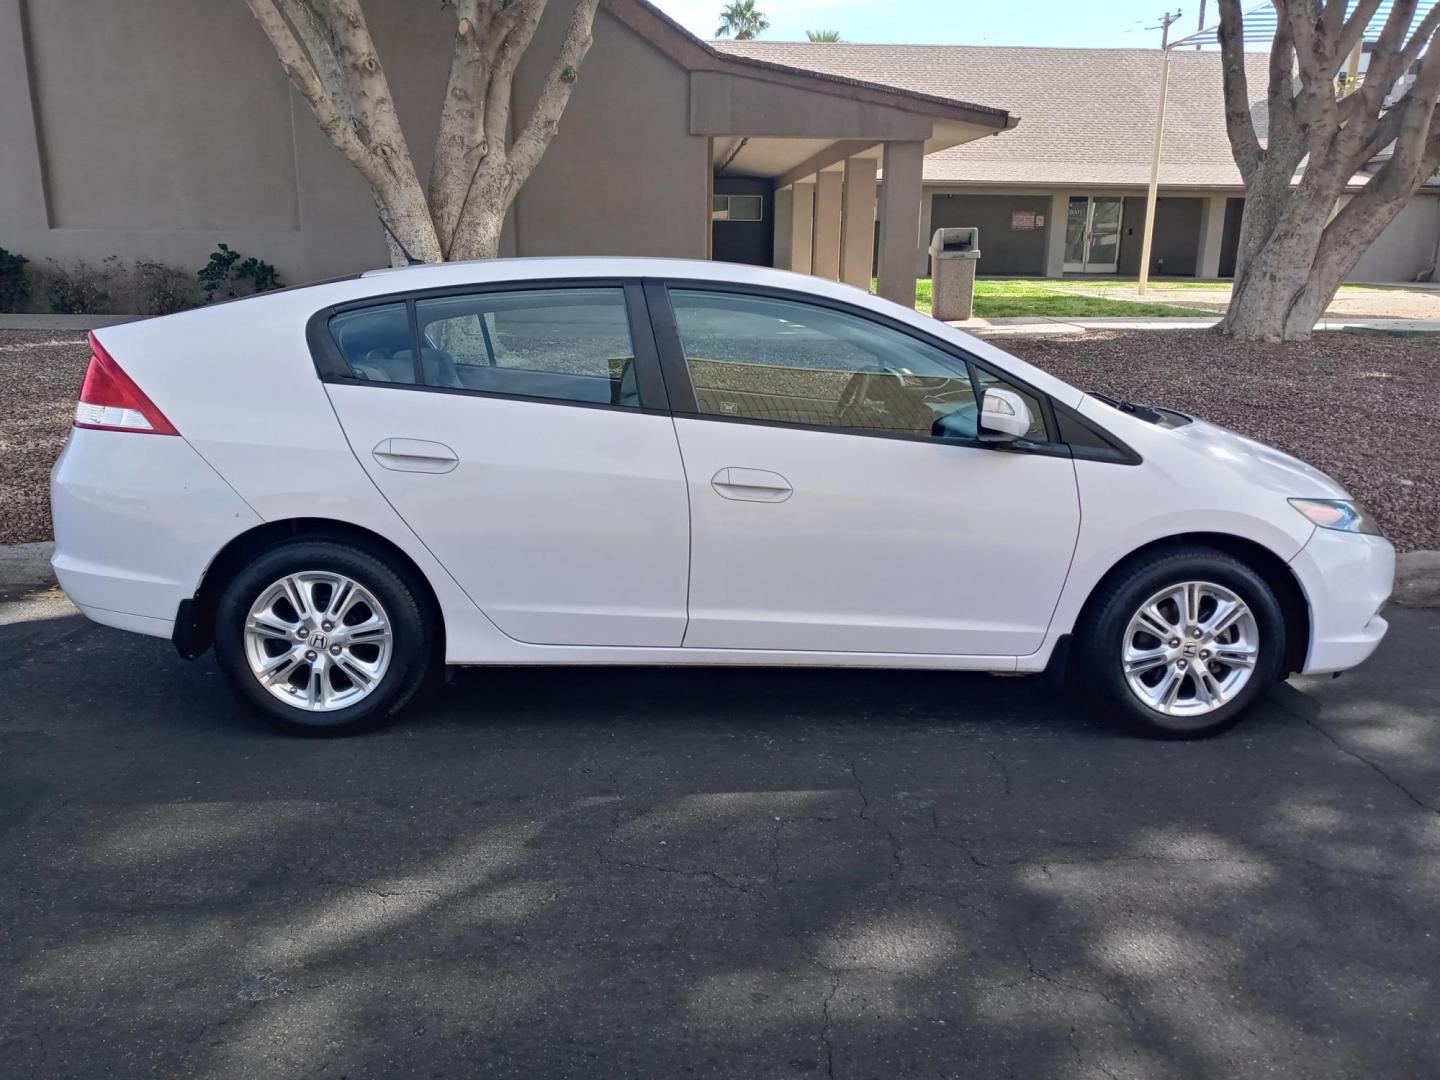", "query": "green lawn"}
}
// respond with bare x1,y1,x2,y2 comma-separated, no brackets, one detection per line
896,278,1198,319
